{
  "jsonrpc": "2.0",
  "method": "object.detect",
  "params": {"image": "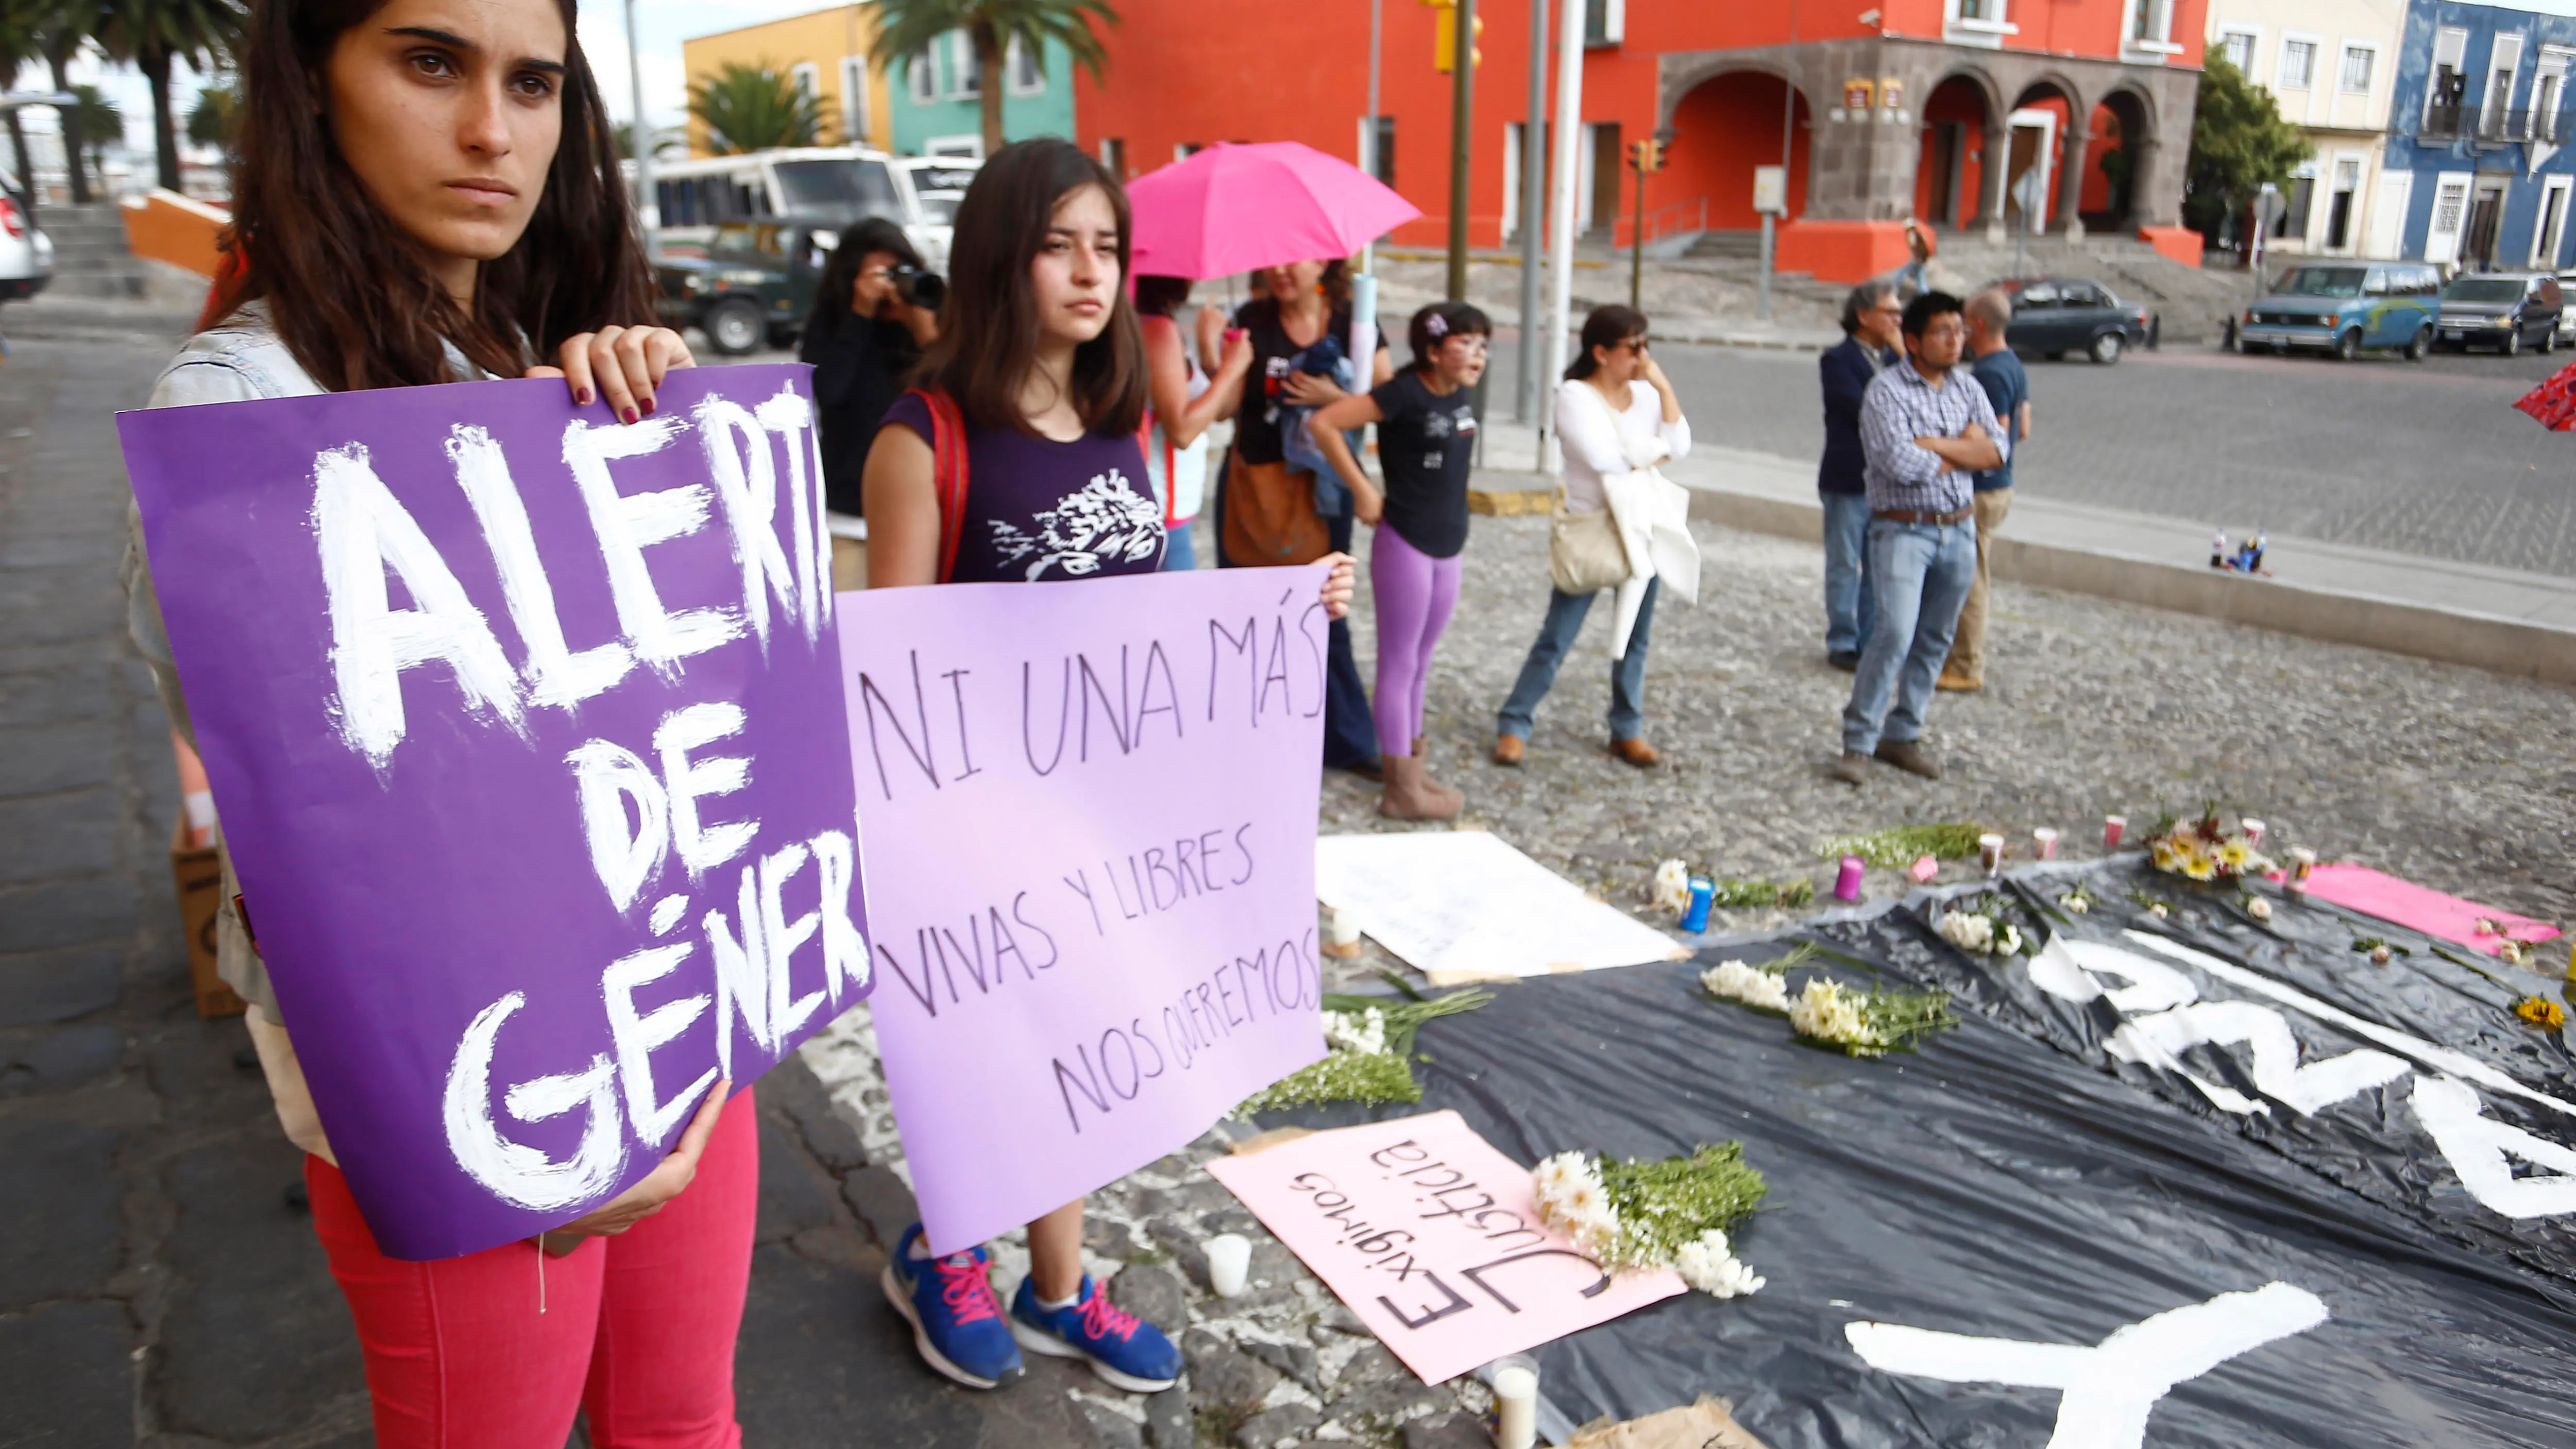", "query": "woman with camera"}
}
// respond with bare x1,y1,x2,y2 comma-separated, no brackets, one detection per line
801,216,941,590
